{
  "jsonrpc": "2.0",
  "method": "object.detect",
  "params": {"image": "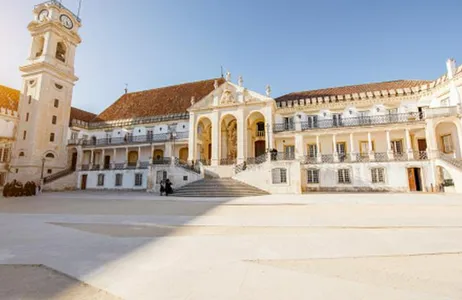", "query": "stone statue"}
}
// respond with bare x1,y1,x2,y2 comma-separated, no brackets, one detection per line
220,88,235,104
238,76,243,87
266,84,272,97
225,71,231,81
214,80,219,89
